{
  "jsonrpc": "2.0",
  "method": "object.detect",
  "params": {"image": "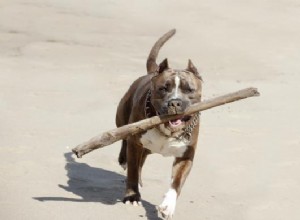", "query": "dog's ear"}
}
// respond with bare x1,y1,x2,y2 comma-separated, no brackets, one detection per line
158,58,169,73
187,59,202,80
